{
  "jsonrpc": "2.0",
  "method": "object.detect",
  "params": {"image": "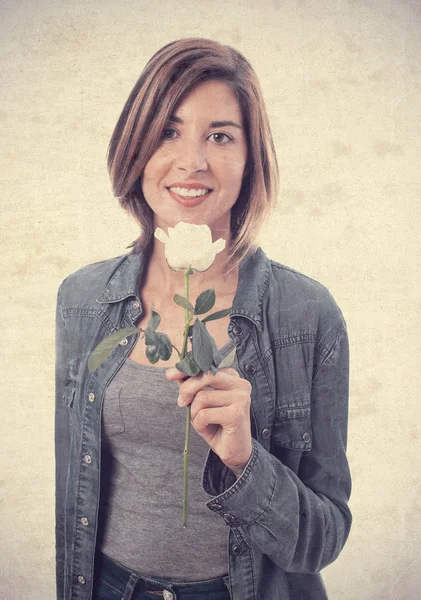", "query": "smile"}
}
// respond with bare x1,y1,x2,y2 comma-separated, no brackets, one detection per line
166,187,212,207
168,187,211,197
